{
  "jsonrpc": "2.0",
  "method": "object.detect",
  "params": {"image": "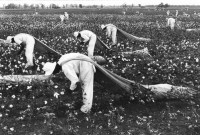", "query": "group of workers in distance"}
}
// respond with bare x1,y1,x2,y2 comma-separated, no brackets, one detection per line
3,23,118,113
